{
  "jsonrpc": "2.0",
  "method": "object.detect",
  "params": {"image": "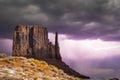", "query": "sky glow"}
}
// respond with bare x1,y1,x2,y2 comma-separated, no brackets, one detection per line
49,33,120,59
